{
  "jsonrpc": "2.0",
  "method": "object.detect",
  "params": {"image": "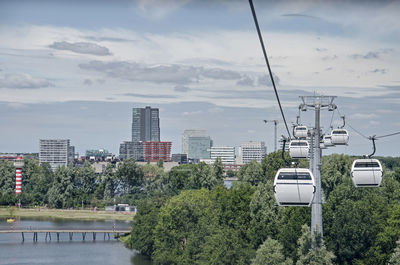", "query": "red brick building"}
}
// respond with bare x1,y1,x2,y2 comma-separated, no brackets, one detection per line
144,141,172,162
